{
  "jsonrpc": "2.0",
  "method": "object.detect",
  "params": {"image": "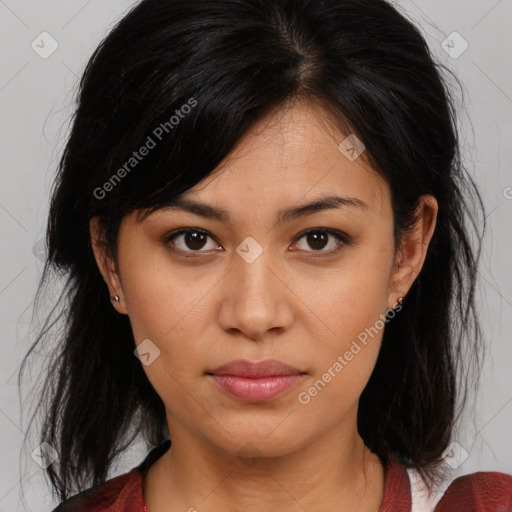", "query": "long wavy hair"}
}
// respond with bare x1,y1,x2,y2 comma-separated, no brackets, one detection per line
20,0,485,502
